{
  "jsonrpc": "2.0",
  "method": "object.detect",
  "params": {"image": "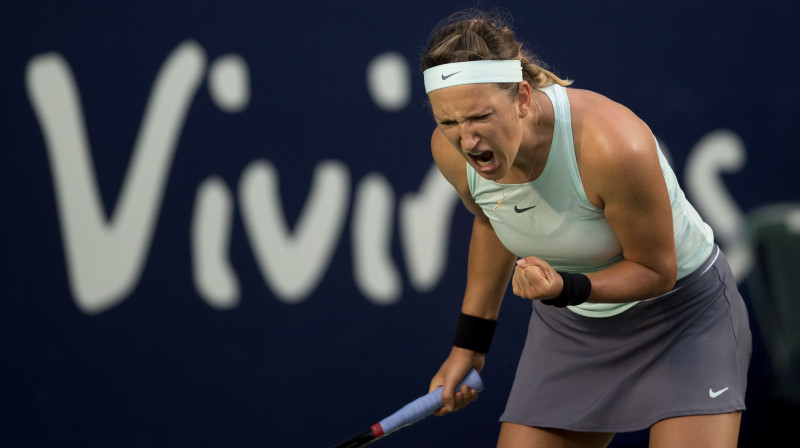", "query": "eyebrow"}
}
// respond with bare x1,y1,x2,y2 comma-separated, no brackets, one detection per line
435,110,491,124
434,115,456,124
